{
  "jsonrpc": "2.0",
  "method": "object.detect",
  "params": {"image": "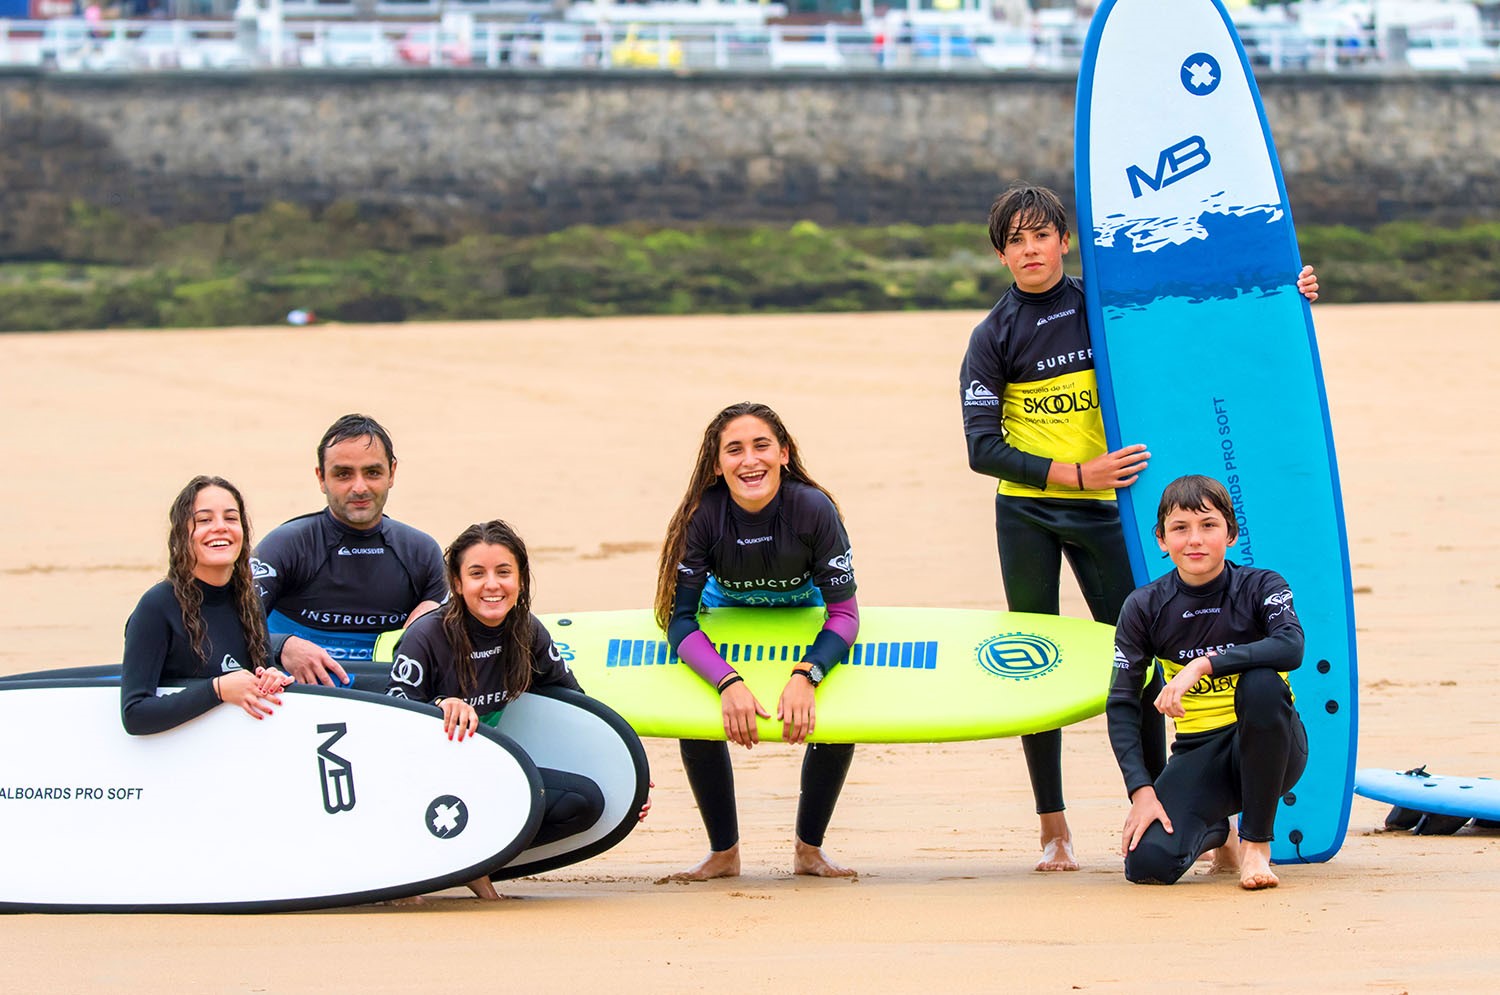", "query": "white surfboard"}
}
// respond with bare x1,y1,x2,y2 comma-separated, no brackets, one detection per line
0,681,543,912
